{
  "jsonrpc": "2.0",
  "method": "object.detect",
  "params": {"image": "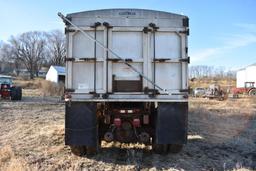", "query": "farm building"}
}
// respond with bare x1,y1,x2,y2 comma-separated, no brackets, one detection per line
236,63,256,88
46,66,65,83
